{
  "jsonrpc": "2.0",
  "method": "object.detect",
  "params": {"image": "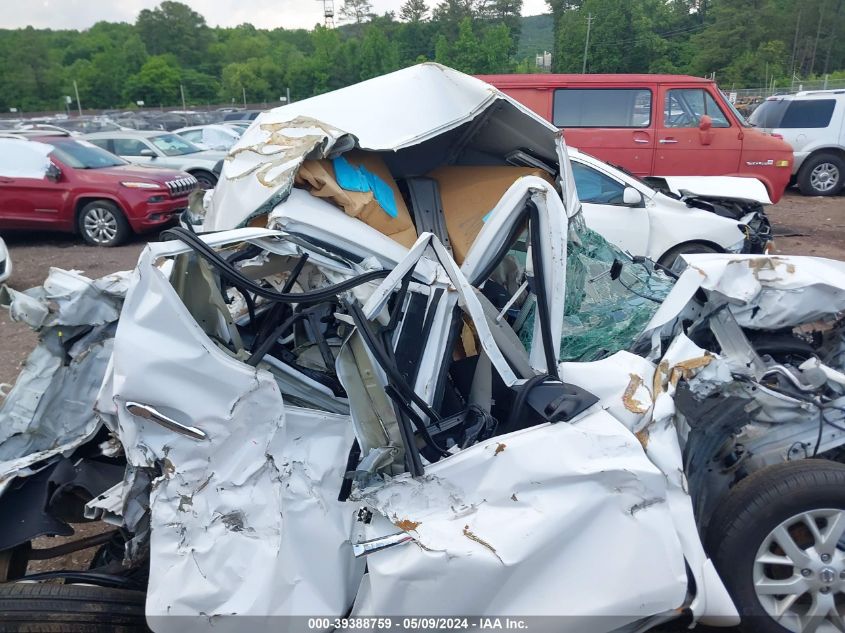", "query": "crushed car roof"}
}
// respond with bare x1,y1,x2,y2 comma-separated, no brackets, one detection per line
205,63,570,231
